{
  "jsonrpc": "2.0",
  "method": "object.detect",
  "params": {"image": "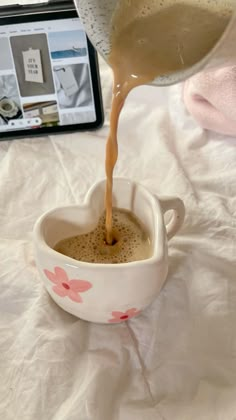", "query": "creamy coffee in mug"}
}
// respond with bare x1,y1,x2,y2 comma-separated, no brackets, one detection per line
105,0,232,244
54,208,152,264
34,178,185,323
